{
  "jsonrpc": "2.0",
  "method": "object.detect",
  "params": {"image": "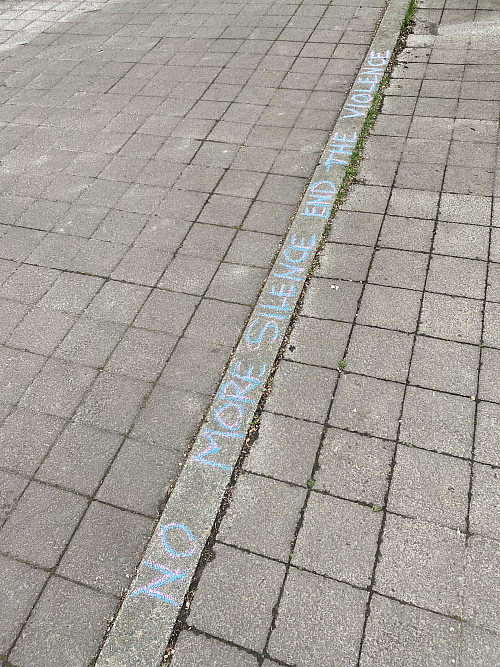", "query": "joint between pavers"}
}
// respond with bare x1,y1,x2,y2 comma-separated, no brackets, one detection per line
94,0,415,664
